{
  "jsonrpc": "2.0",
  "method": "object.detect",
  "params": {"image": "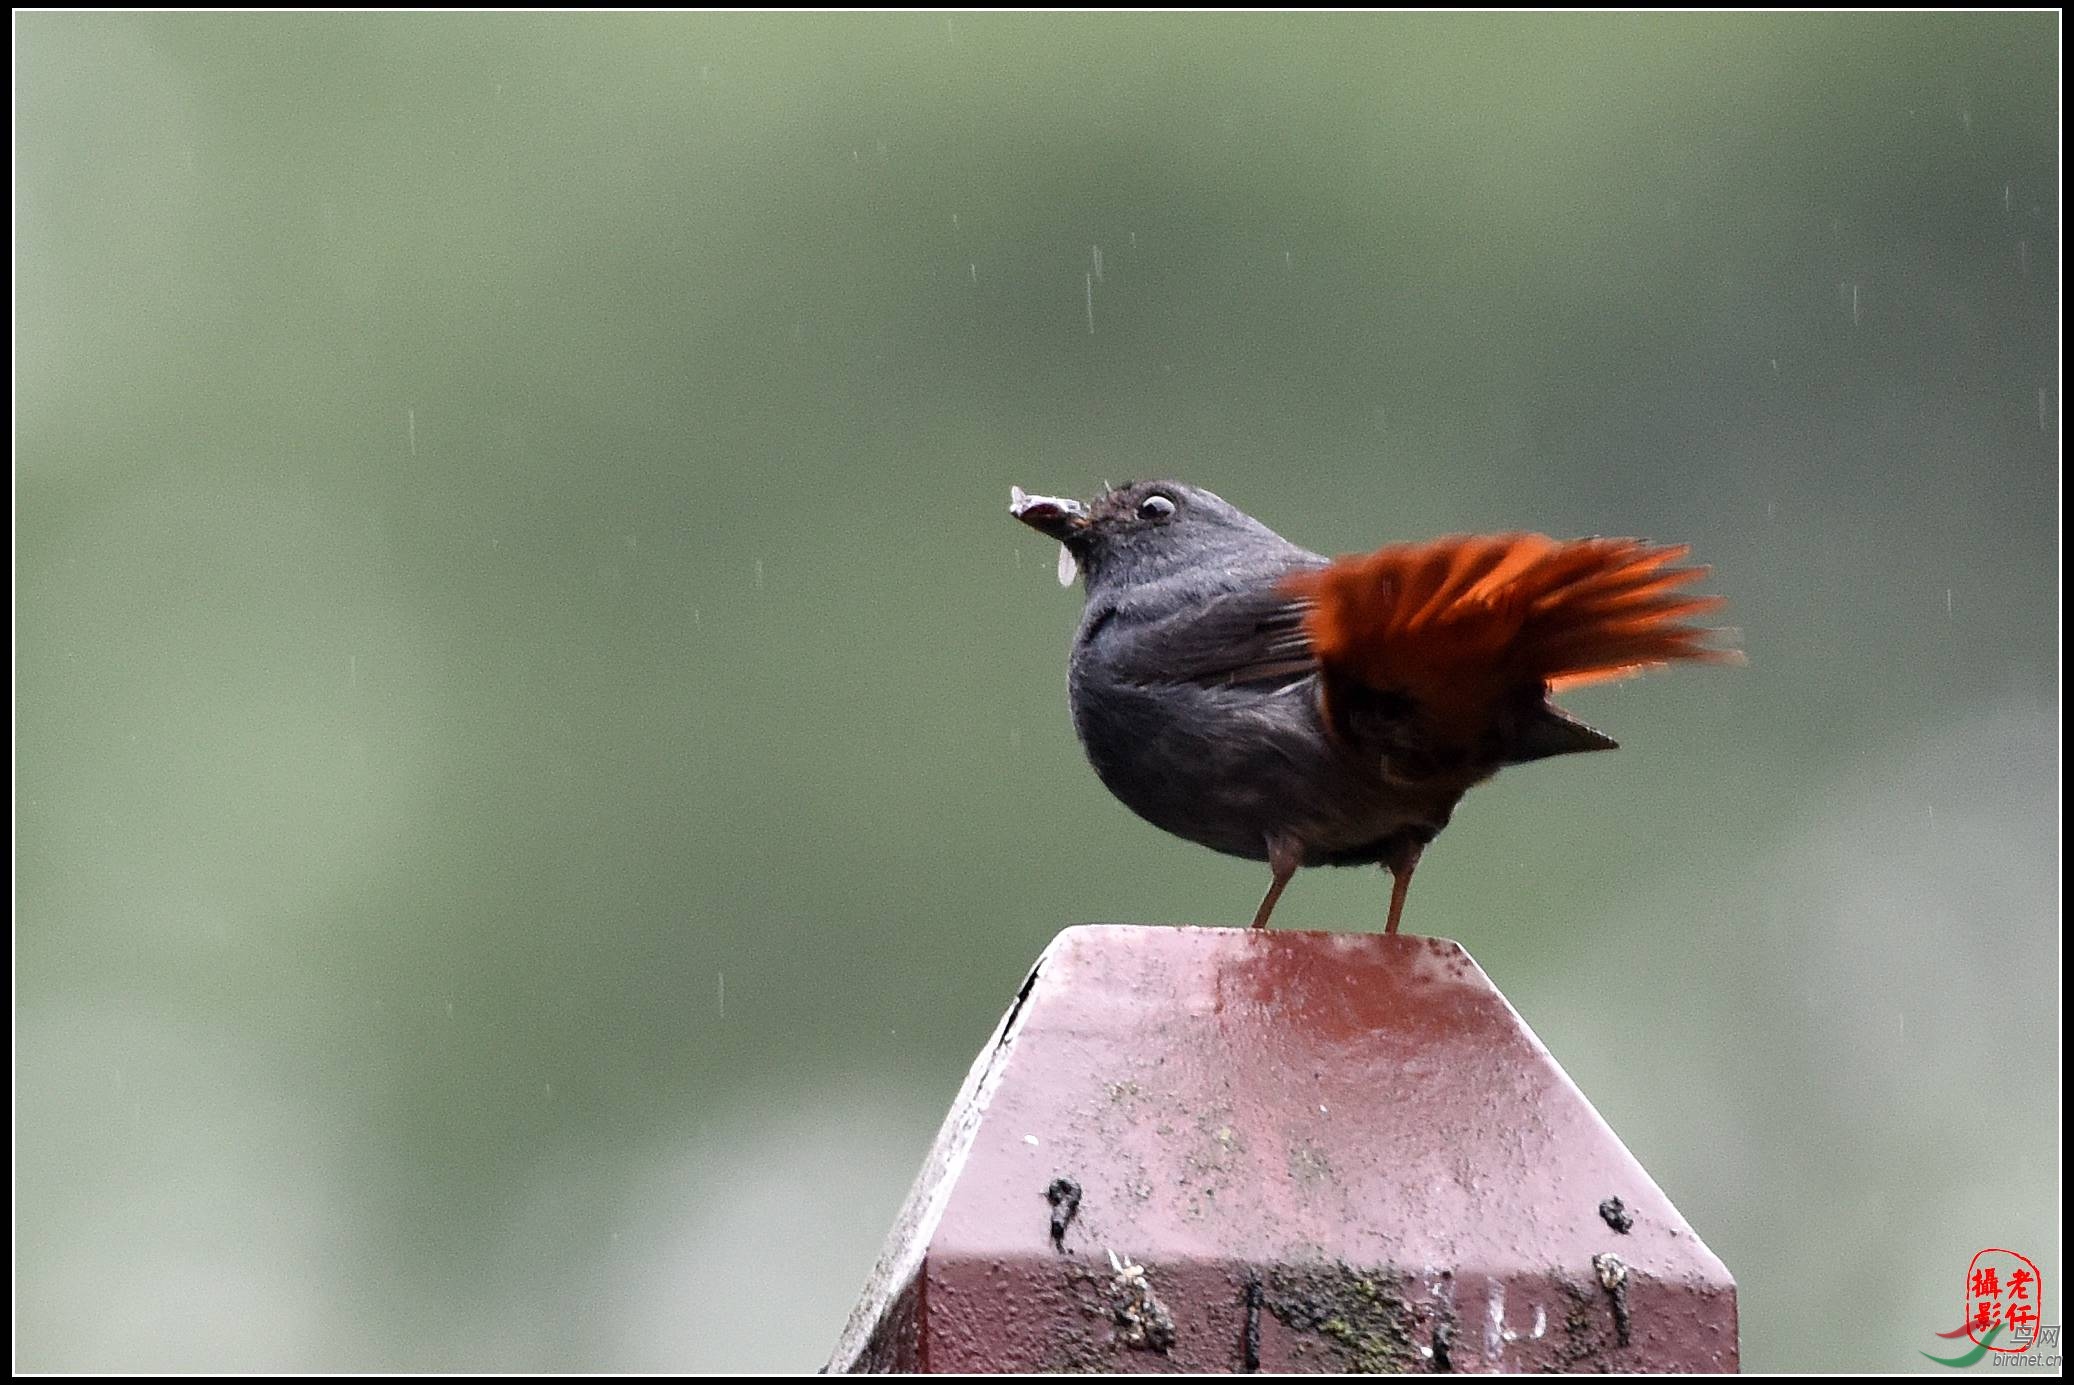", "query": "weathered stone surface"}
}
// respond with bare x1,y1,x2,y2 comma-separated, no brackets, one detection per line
829,926,1738,1373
